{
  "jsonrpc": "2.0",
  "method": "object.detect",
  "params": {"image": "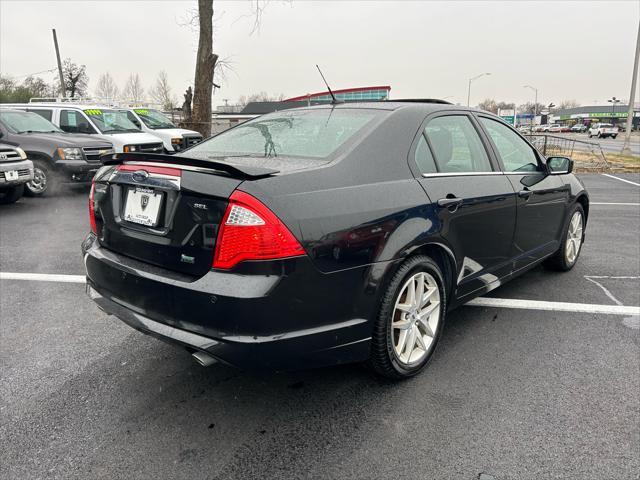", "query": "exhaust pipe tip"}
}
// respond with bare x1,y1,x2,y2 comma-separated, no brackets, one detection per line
192,351,217,367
